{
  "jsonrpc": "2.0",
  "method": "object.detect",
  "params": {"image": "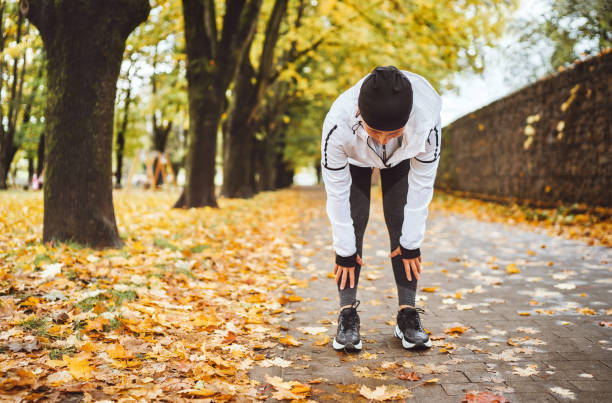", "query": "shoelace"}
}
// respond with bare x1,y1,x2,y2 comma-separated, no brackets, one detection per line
399,307,426,330
340,300,360,329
